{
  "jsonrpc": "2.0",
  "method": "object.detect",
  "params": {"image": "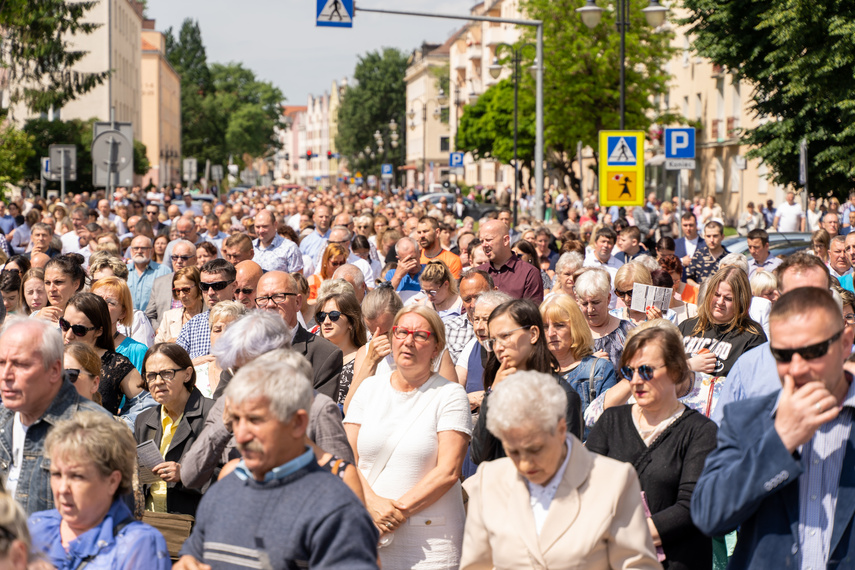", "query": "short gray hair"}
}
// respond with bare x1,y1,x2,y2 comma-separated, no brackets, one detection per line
172,239,196,255
574,268,612,299
254,348,313,381
554,252,584,275
362,284,404,321
719,252,749,274
634,254,660,274
332,264,365,291
474,290,513,312
486,371,568,438
0,316,62,372
225,358,313,423
330,225,352,241
750,270,777,296
395,237,419,256
211,310,292,370
209,300,248,331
